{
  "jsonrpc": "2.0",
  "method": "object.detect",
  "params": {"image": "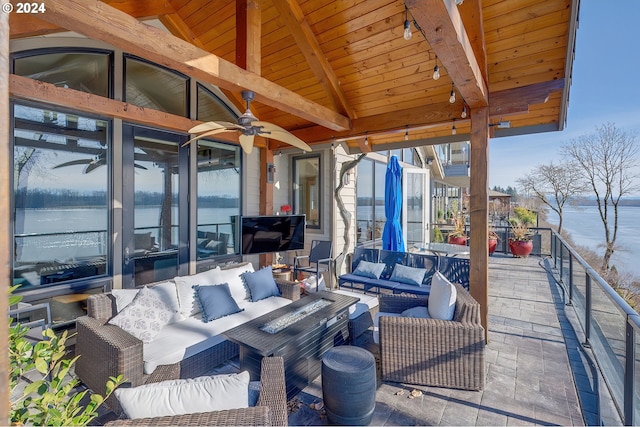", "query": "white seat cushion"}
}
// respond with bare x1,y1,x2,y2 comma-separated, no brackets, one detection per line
333,289,379,320
114,371,250,419
372,312,402,344
143,296,292,374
